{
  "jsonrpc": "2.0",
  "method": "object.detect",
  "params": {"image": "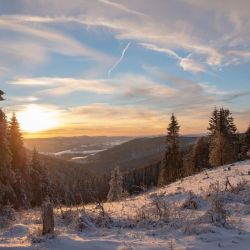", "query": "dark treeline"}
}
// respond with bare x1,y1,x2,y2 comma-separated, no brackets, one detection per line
1,90,250,208
123,161,161,194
